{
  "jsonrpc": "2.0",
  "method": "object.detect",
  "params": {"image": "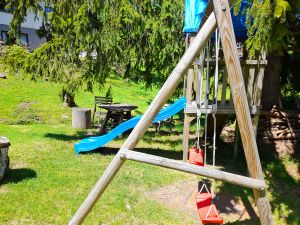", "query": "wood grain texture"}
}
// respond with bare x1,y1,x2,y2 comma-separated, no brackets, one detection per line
183,68,194,161
120,150,266,191
212,0,274,224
